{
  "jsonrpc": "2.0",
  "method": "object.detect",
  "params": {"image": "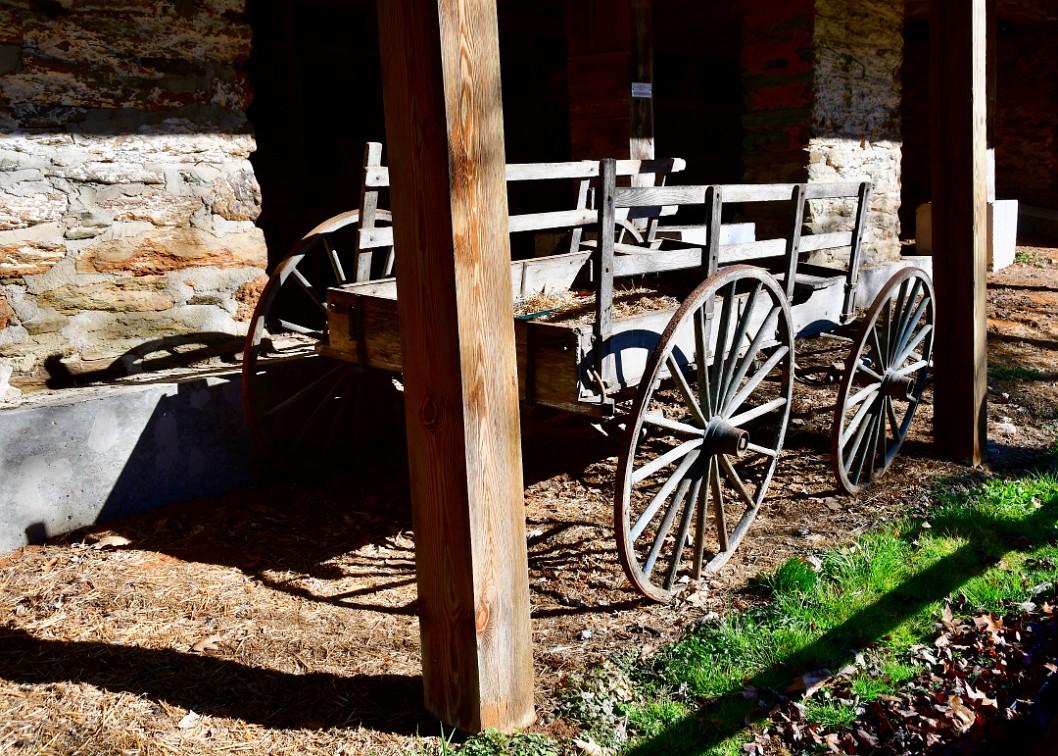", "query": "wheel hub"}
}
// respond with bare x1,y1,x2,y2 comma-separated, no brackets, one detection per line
882,370,916,400
703,417,749,456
